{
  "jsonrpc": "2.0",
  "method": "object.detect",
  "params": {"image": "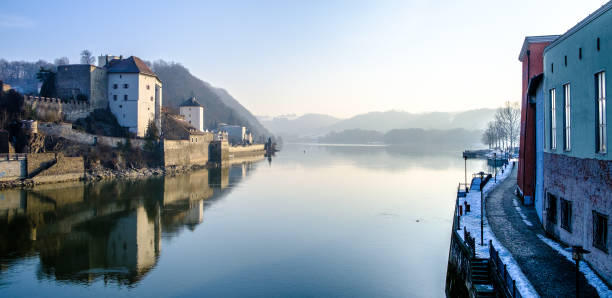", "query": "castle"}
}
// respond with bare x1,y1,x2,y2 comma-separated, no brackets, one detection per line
51,55,162,137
